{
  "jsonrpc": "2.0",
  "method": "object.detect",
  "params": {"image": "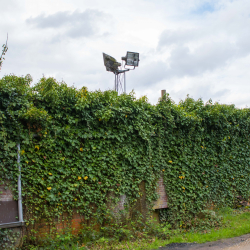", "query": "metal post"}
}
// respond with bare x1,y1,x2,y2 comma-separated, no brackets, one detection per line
17,144,24,223
116,74,118,93
115,73,117,92
124,72,126,94
116,74,118,92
